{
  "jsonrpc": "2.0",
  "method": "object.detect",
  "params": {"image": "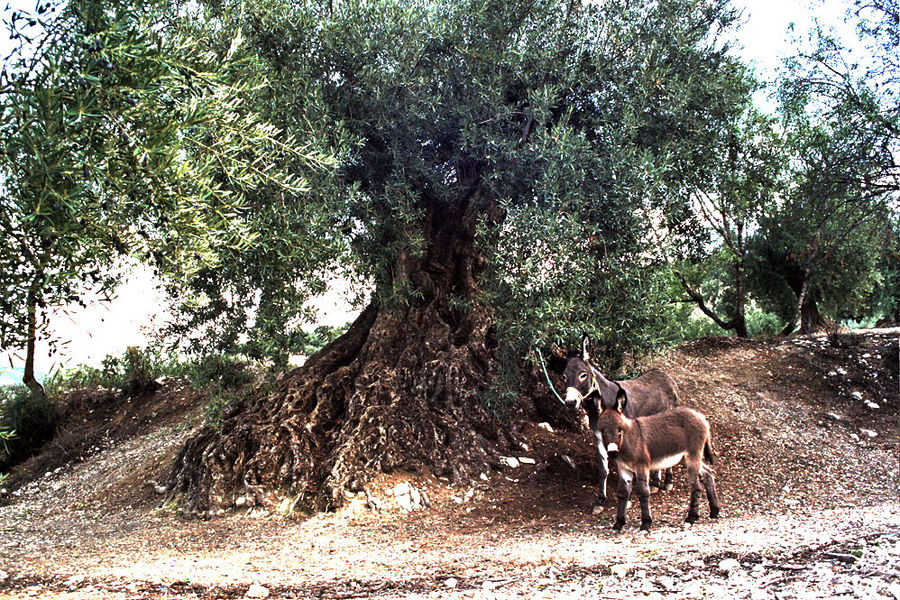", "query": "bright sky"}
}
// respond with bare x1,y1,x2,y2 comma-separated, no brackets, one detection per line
0,0,863,383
